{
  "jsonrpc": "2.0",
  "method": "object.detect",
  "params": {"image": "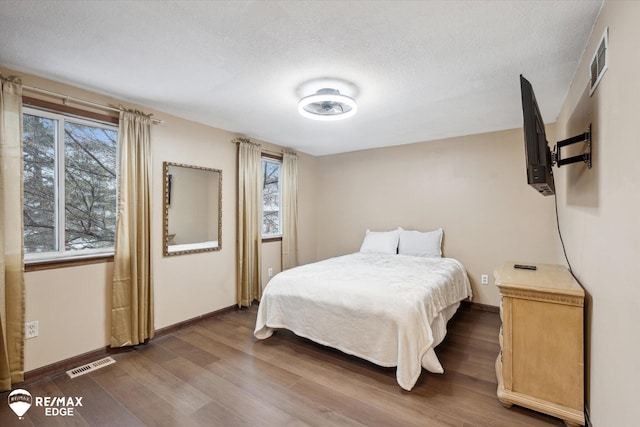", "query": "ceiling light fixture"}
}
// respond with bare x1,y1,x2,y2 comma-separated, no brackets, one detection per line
298,88,357,121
